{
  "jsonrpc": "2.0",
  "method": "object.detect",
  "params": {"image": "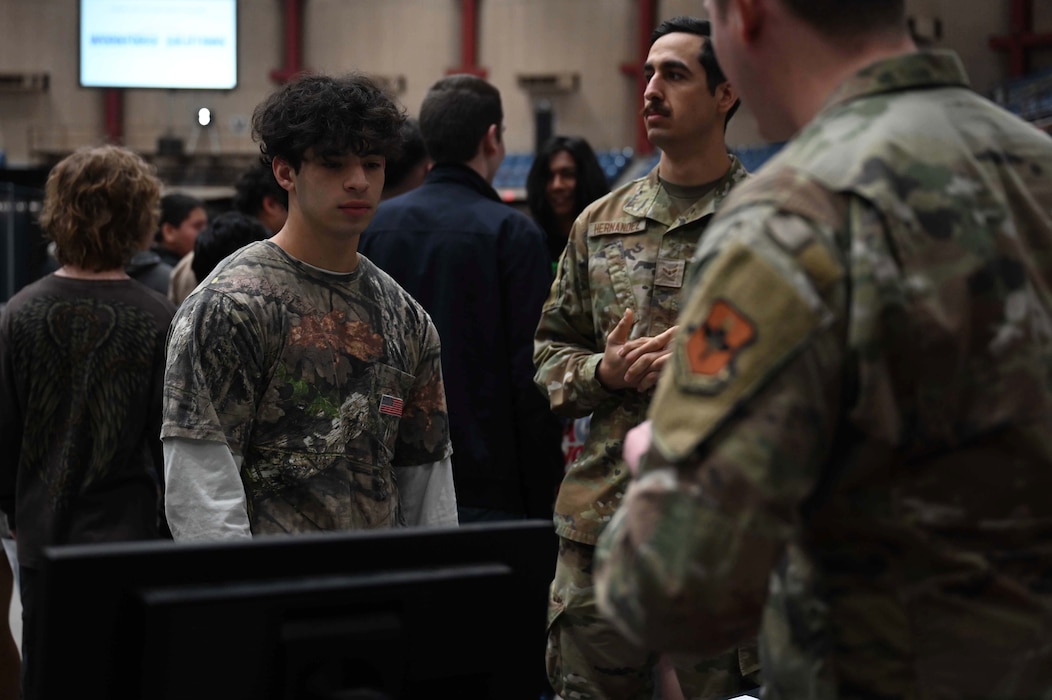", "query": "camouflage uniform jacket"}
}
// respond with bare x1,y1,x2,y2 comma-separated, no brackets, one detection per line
163,241,452,533
534,157,748,544
595,51,1052,698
